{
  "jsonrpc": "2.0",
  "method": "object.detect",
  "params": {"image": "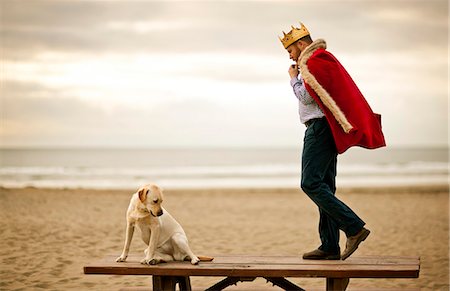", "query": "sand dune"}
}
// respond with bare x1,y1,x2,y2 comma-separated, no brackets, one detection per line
0,186,448,290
